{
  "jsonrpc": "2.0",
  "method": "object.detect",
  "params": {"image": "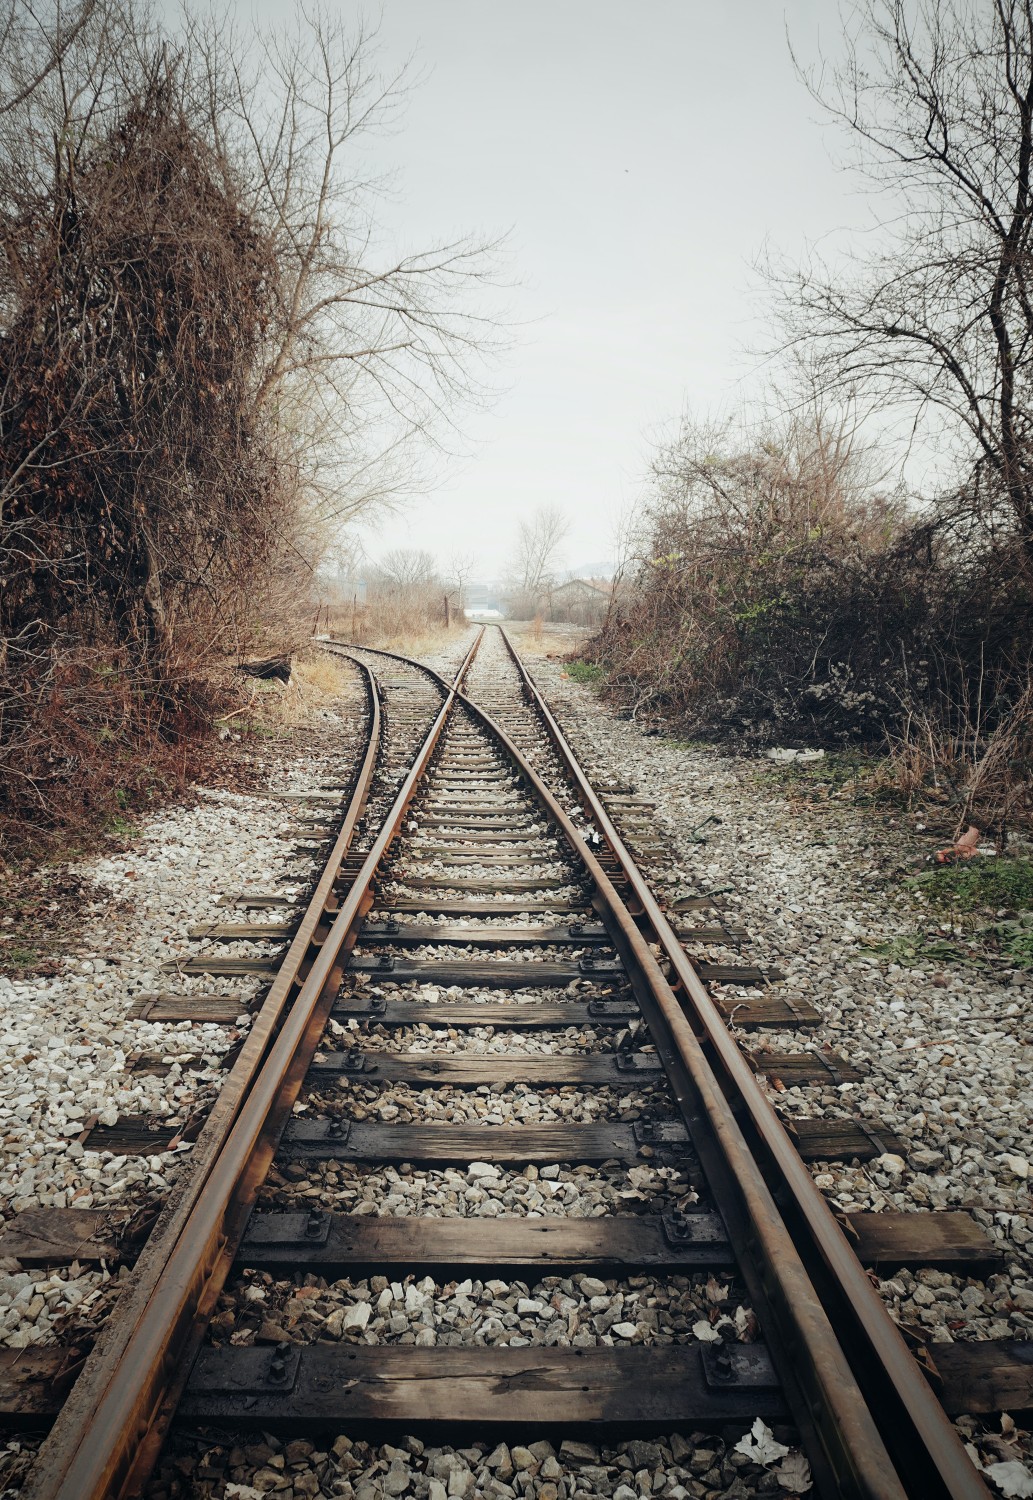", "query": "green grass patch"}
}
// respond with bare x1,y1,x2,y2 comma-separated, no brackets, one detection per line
3,943,44,969
865,921,1033,971
990,913,1033,968
752,749,887,802
565,660,606,687
906,857,1033,915
237,718,283,739
0,867,91,977
871,857,1033,973
863,933,977,967
105,813,140,840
